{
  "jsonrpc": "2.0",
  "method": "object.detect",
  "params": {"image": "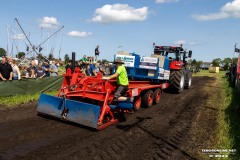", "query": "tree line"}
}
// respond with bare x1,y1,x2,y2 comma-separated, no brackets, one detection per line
0,47,60,61
190,57,238,71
